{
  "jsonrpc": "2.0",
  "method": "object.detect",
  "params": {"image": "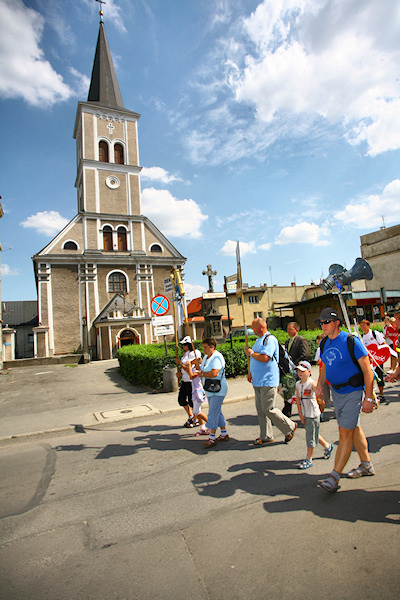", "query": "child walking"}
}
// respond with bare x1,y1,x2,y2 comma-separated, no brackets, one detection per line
295,361,333,469
187,358,209,436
